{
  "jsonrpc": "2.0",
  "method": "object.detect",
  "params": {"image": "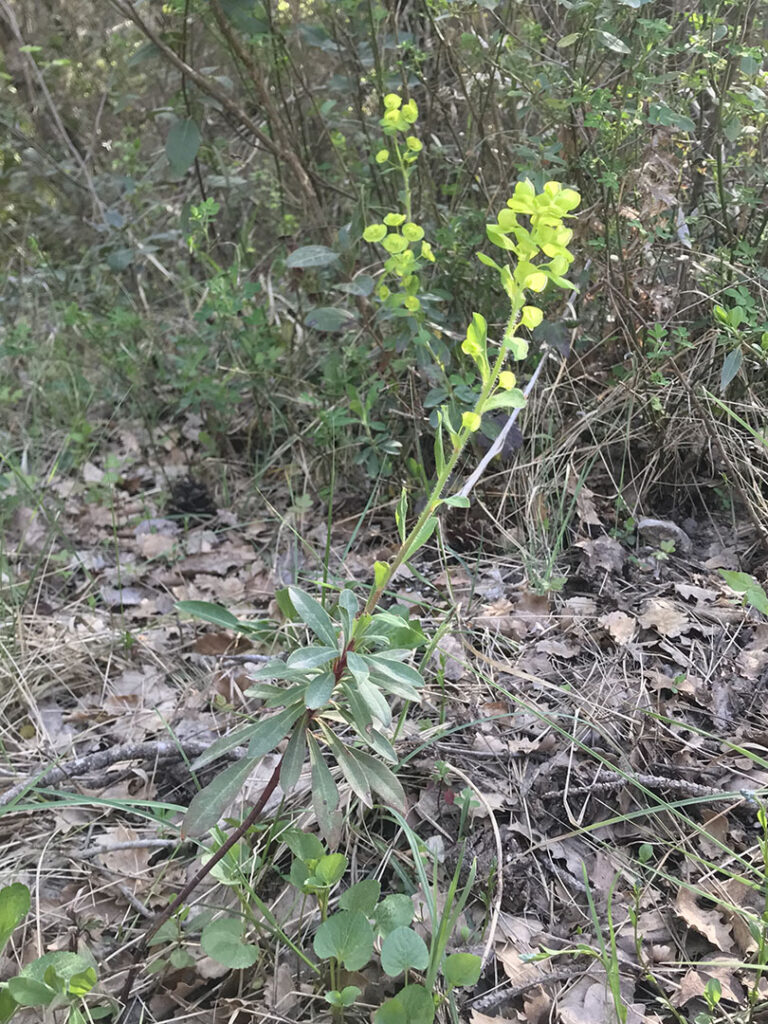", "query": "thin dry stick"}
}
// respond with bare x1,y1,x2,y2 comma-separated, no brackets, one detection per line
457,265,586,500
0,739,214,808
458,350,556,499
116,757,283,1018
110,0,325,228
